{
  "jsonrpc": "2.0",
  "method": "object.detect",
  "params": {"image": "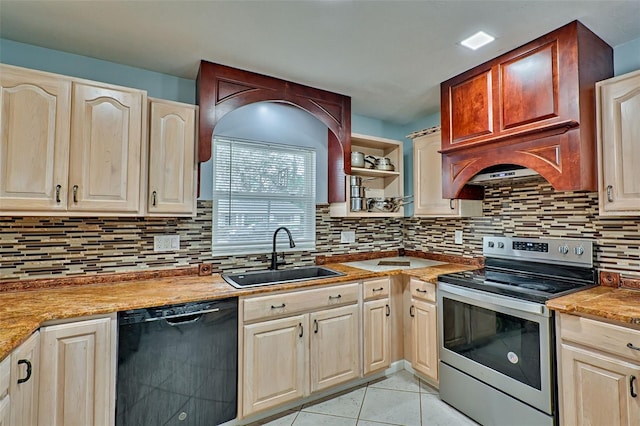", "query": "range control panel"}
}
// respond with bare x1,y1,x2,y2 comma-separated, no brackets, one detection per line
483,236,593,267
